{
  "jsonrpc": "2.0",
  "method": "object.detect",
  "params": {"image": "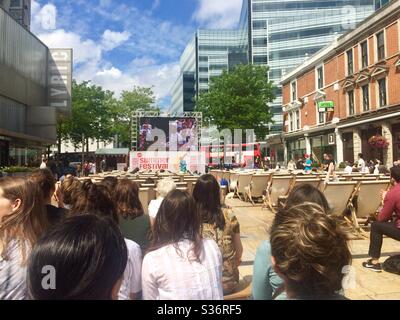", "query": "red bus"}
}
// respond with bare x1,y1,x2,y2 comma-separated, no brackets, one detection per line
200,142,261,168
